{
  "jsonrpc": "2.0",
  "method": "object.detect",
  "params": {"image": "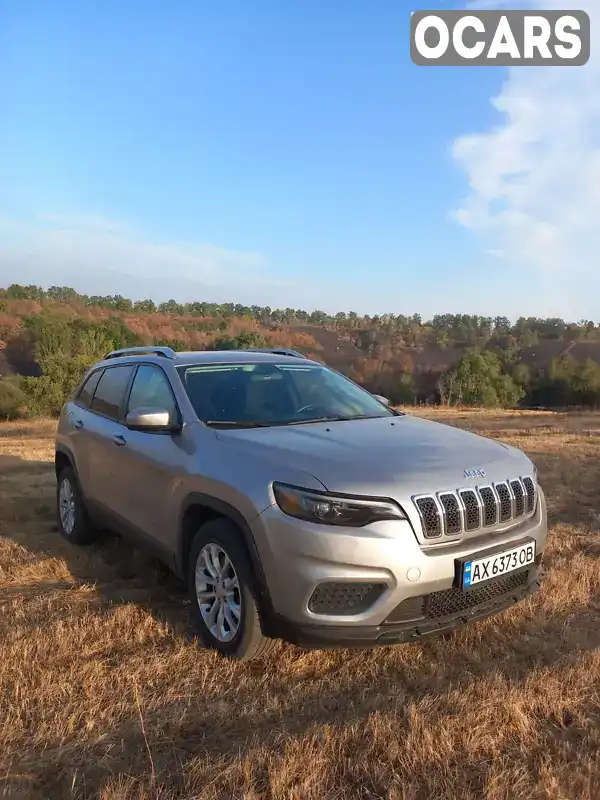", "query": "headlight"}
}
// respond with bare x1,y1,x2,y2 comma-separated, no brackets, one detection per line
272,482,406,527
